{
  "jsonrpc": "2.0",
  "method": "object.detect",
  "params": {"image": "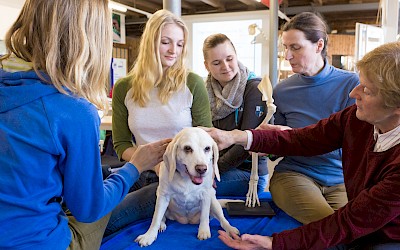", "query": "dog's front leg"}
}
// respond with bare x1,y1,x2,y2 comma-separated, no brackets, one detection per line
197,194,212,240
211,196,240,236
135,195,170,247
